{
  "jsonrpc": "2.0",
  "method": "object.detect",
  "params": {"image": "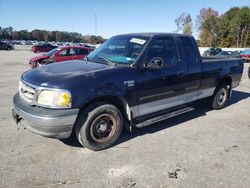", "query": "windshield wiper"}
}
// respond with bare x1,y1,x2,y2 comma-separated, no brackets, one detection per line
97,56,116,66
